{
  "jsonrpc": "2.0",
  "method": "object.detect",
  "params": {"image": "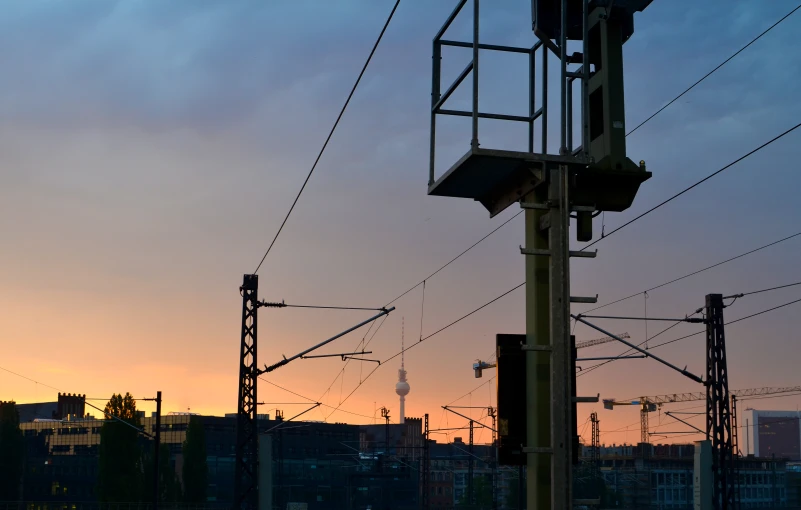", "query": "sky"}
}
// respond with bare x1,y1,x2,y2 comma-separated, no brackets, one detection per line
1,0,800,447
